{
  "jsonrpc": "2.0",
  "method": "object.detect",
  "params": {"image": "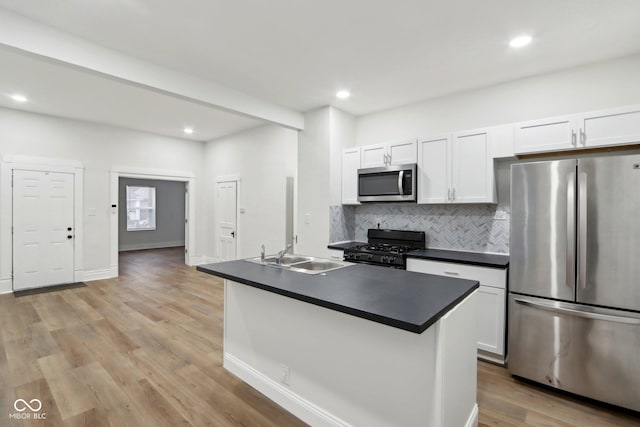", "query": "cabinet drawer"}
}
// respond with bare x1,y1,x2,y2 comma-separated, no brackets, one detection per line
406,258,506,289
